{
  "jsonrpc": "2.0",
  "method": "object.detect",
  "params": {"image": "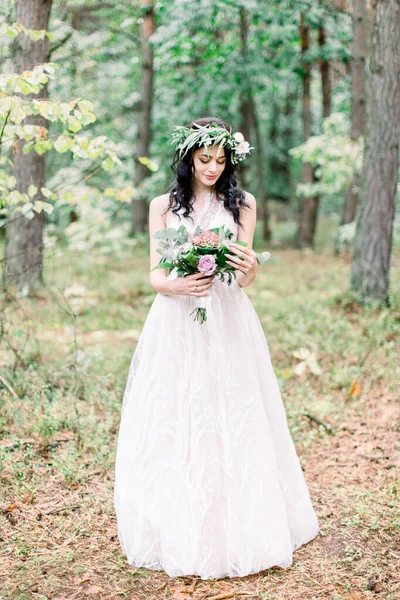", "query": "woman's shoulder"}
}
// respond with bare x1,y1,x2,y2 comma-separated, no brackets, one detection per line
235,189,256,209
150,193,171,212
150,192,177,227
